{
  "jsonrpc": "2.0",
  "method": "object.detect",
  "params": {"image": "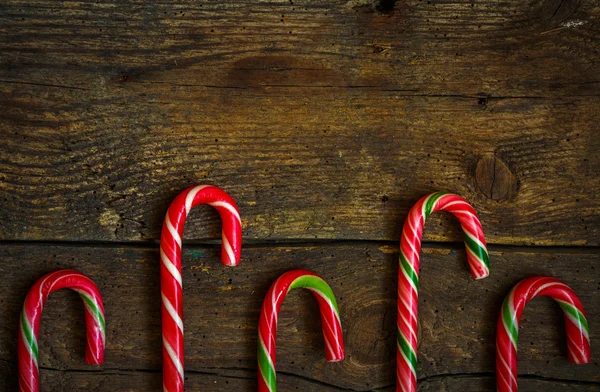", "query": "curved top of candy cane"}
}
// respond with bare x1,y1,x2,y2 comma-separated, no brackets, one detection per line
400,192,489,280
496,276,590,392
18,270,105,392
162,185,242,267
258,270,344,392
